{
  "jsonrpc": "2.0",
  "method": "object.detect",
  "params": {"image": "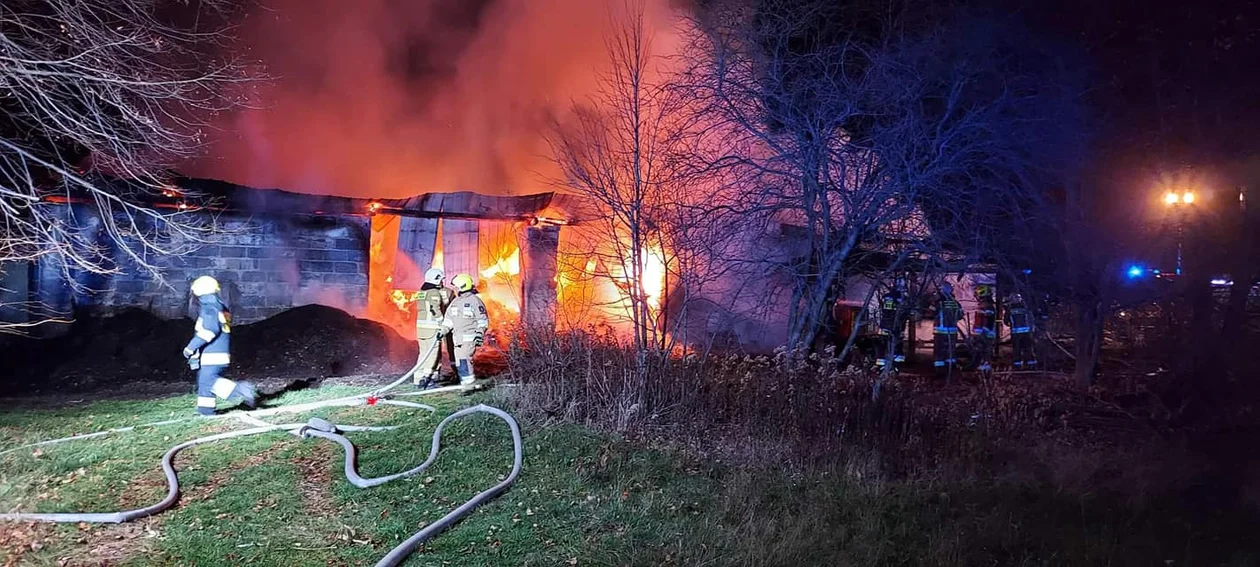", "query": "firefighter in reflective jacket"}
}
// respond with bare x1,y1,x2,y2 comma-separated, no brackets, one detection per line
932,282,963,378
182,276,256,416
876,279,908,370
1005,293,1037,369
972,284,997,374
413,268,454,389
447,274,489,386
